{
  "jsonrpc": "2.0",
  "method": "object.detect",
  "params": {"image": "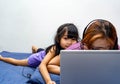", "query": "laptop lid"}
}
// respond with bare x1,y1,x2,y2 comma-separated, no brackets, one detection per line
60,50,120,84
